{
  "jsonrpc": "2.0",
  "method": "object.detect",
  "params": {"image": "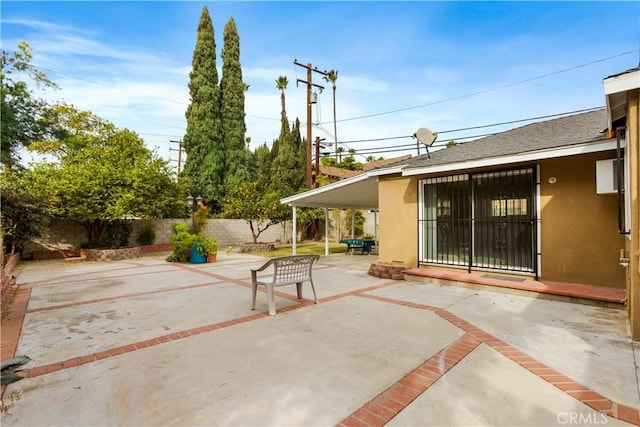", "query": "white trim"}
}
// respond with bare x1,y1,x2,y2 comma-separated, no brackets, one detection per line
603,69,640,95
280,172,375,205
367,166,404,176
401,139,617,176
